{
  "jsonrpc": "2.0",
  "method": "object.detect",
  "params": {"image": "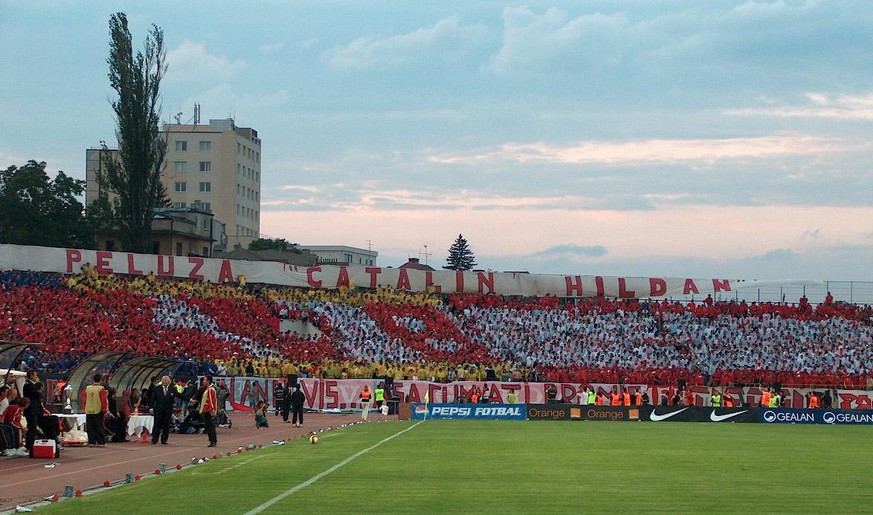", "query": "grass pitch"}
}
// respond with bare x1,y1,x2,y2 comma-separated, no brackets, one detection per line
38,420,873,514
